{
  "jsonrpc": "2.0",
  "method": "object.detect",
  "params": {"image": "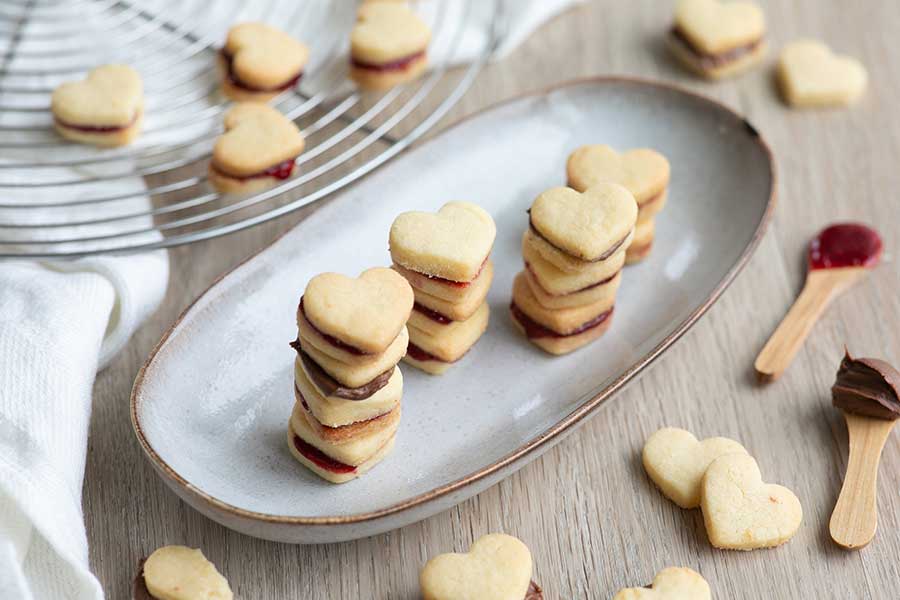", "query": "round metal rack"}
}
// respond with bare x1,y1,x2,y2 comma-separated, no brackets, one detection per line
0,0,502,257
